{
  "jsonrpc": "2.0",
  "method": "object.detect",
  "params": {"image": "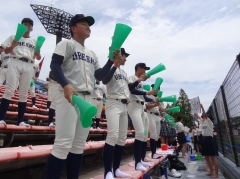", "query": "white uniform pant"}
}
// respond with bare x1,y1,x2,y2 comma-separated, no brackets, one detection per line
49,82,58,110
0,68,7,85
92,99,103,118
51,90,91,159
143,112,149,142
105,99,128,146
47,85,53,102
29,83,35,98
3,59,33,102
128,101,145,141
148,113,161,141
